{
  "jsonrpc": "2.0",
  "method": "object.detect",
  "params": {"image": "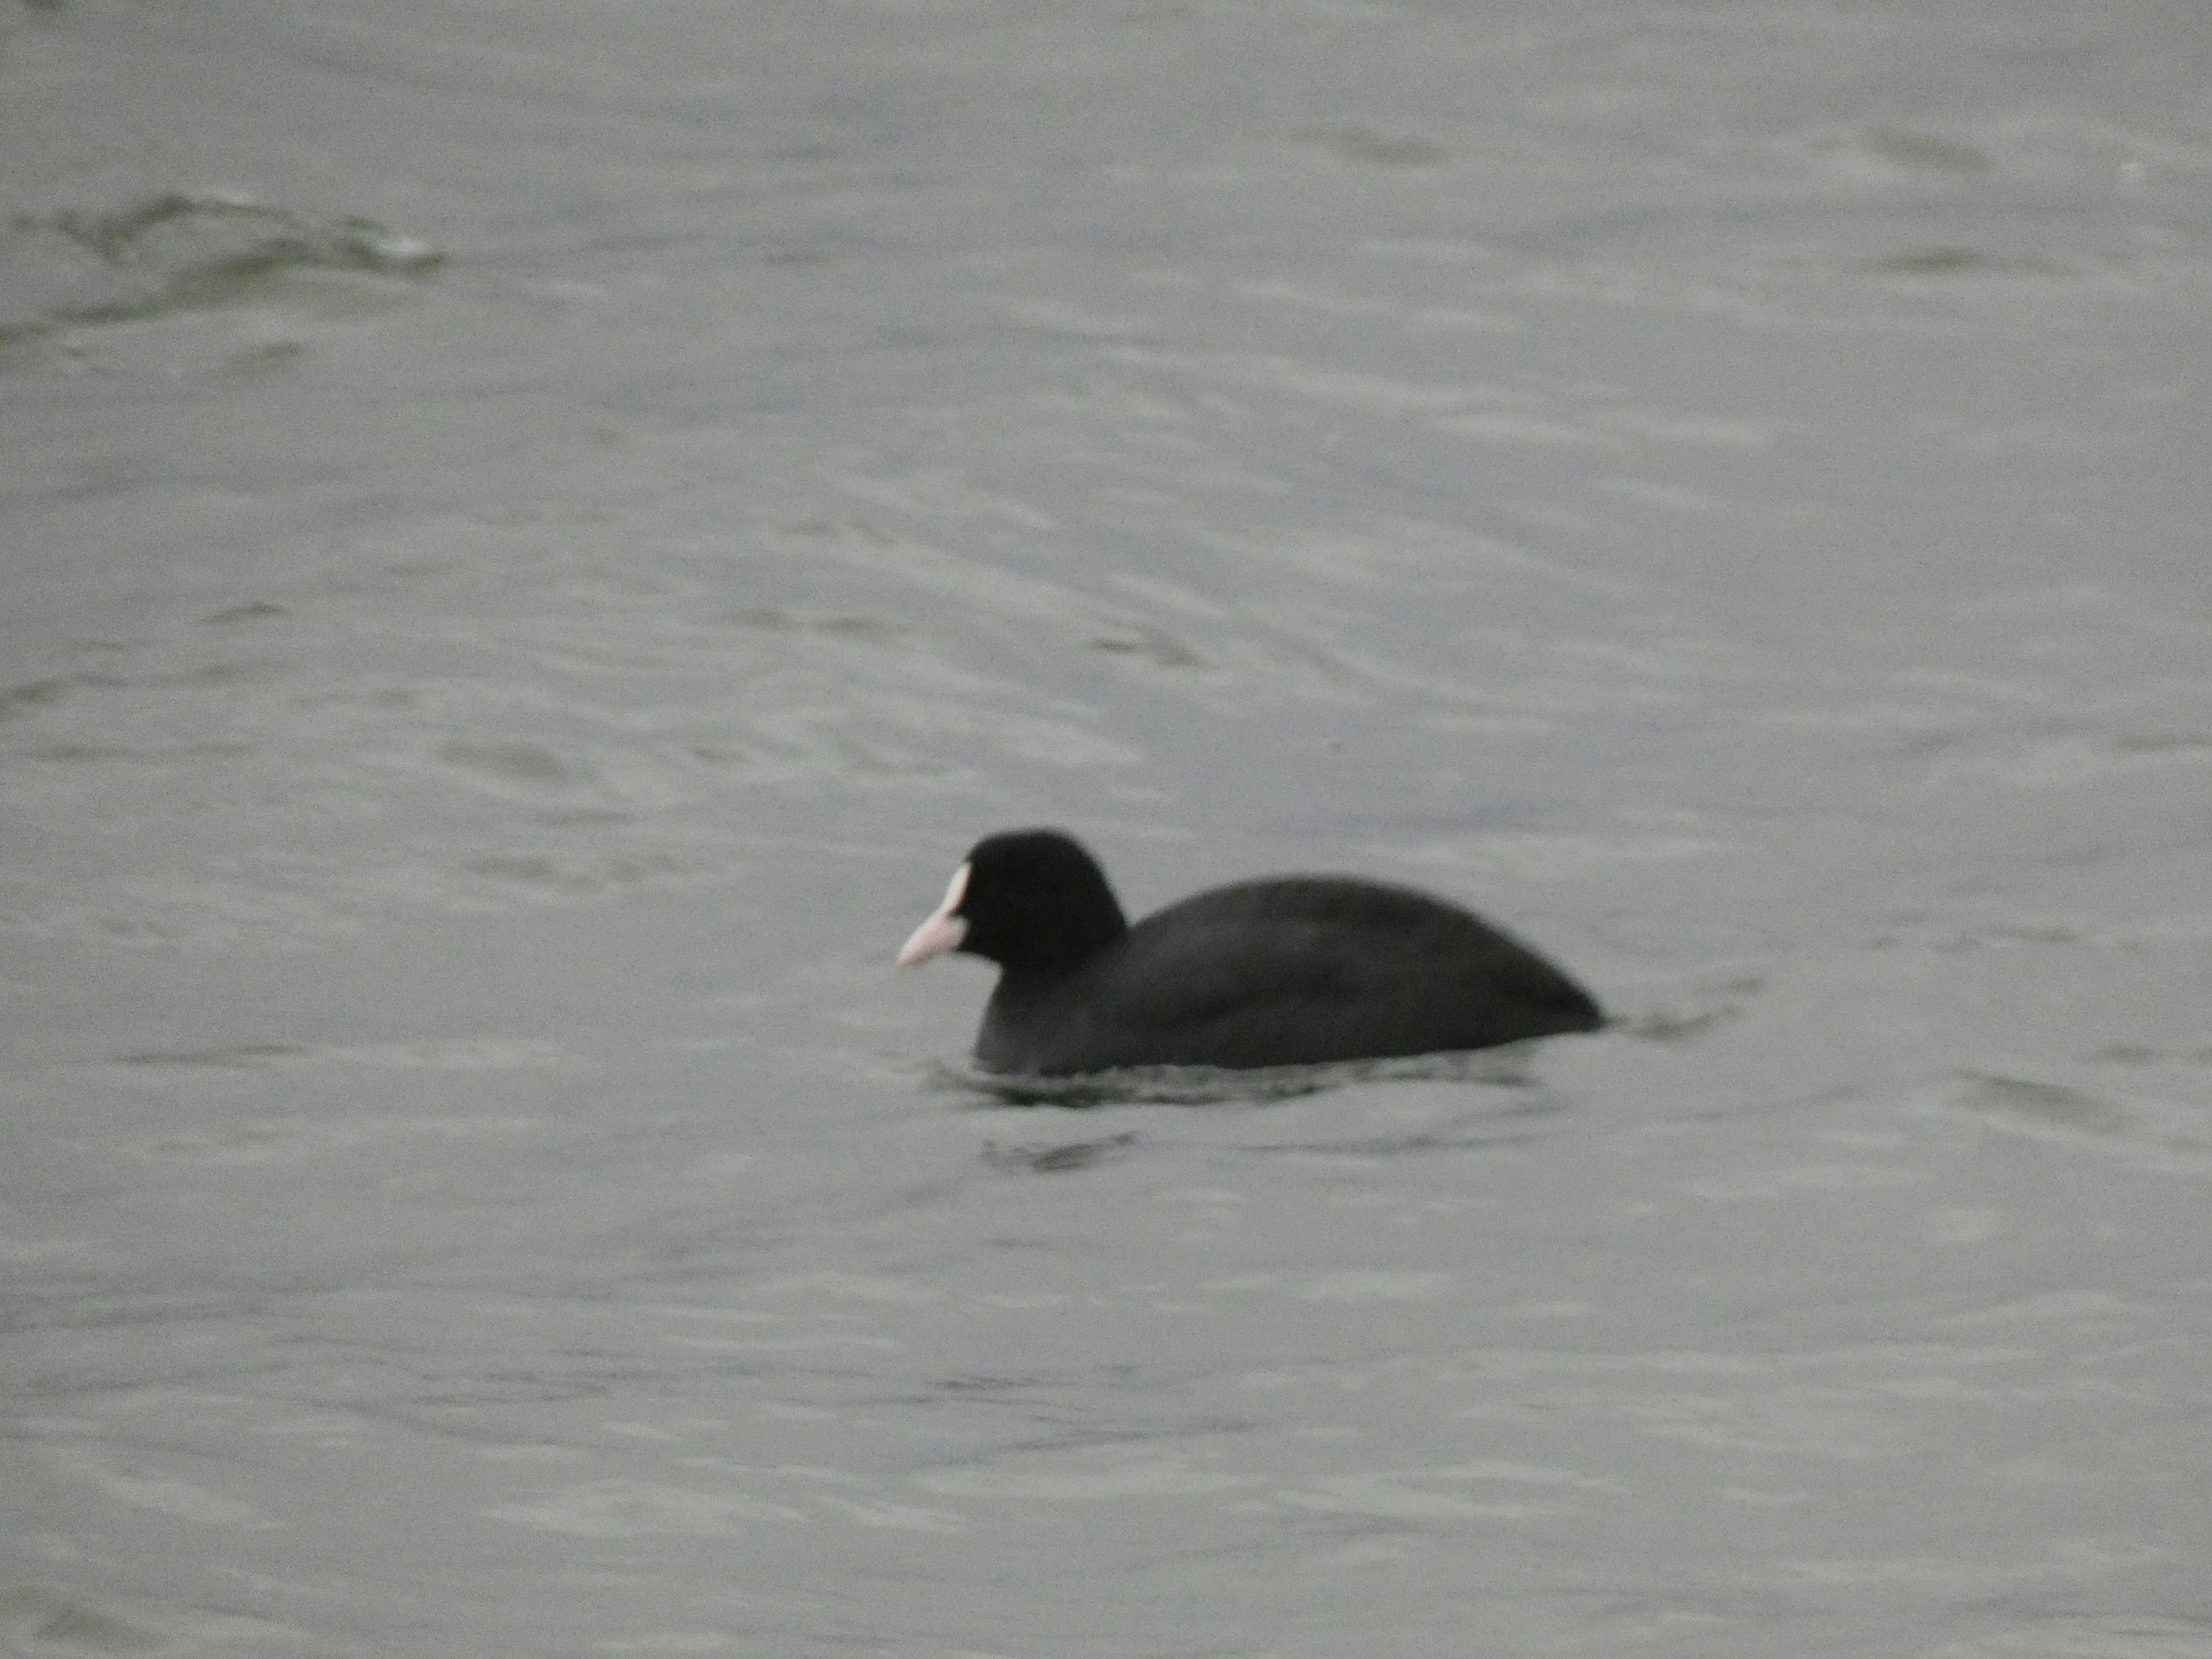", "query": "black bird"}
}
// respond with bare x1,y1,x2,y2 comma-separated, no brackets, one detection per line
897,828,1603,1075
